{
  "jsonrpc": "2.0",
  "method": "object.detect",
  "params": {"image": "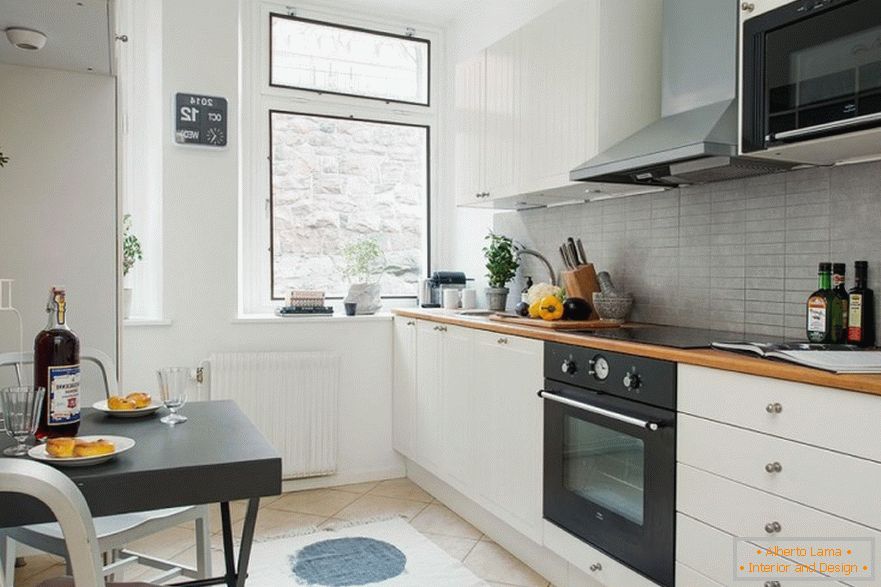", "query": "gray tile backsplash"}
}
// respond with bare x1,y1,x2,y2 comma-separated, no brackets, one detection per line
494,160,881,339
